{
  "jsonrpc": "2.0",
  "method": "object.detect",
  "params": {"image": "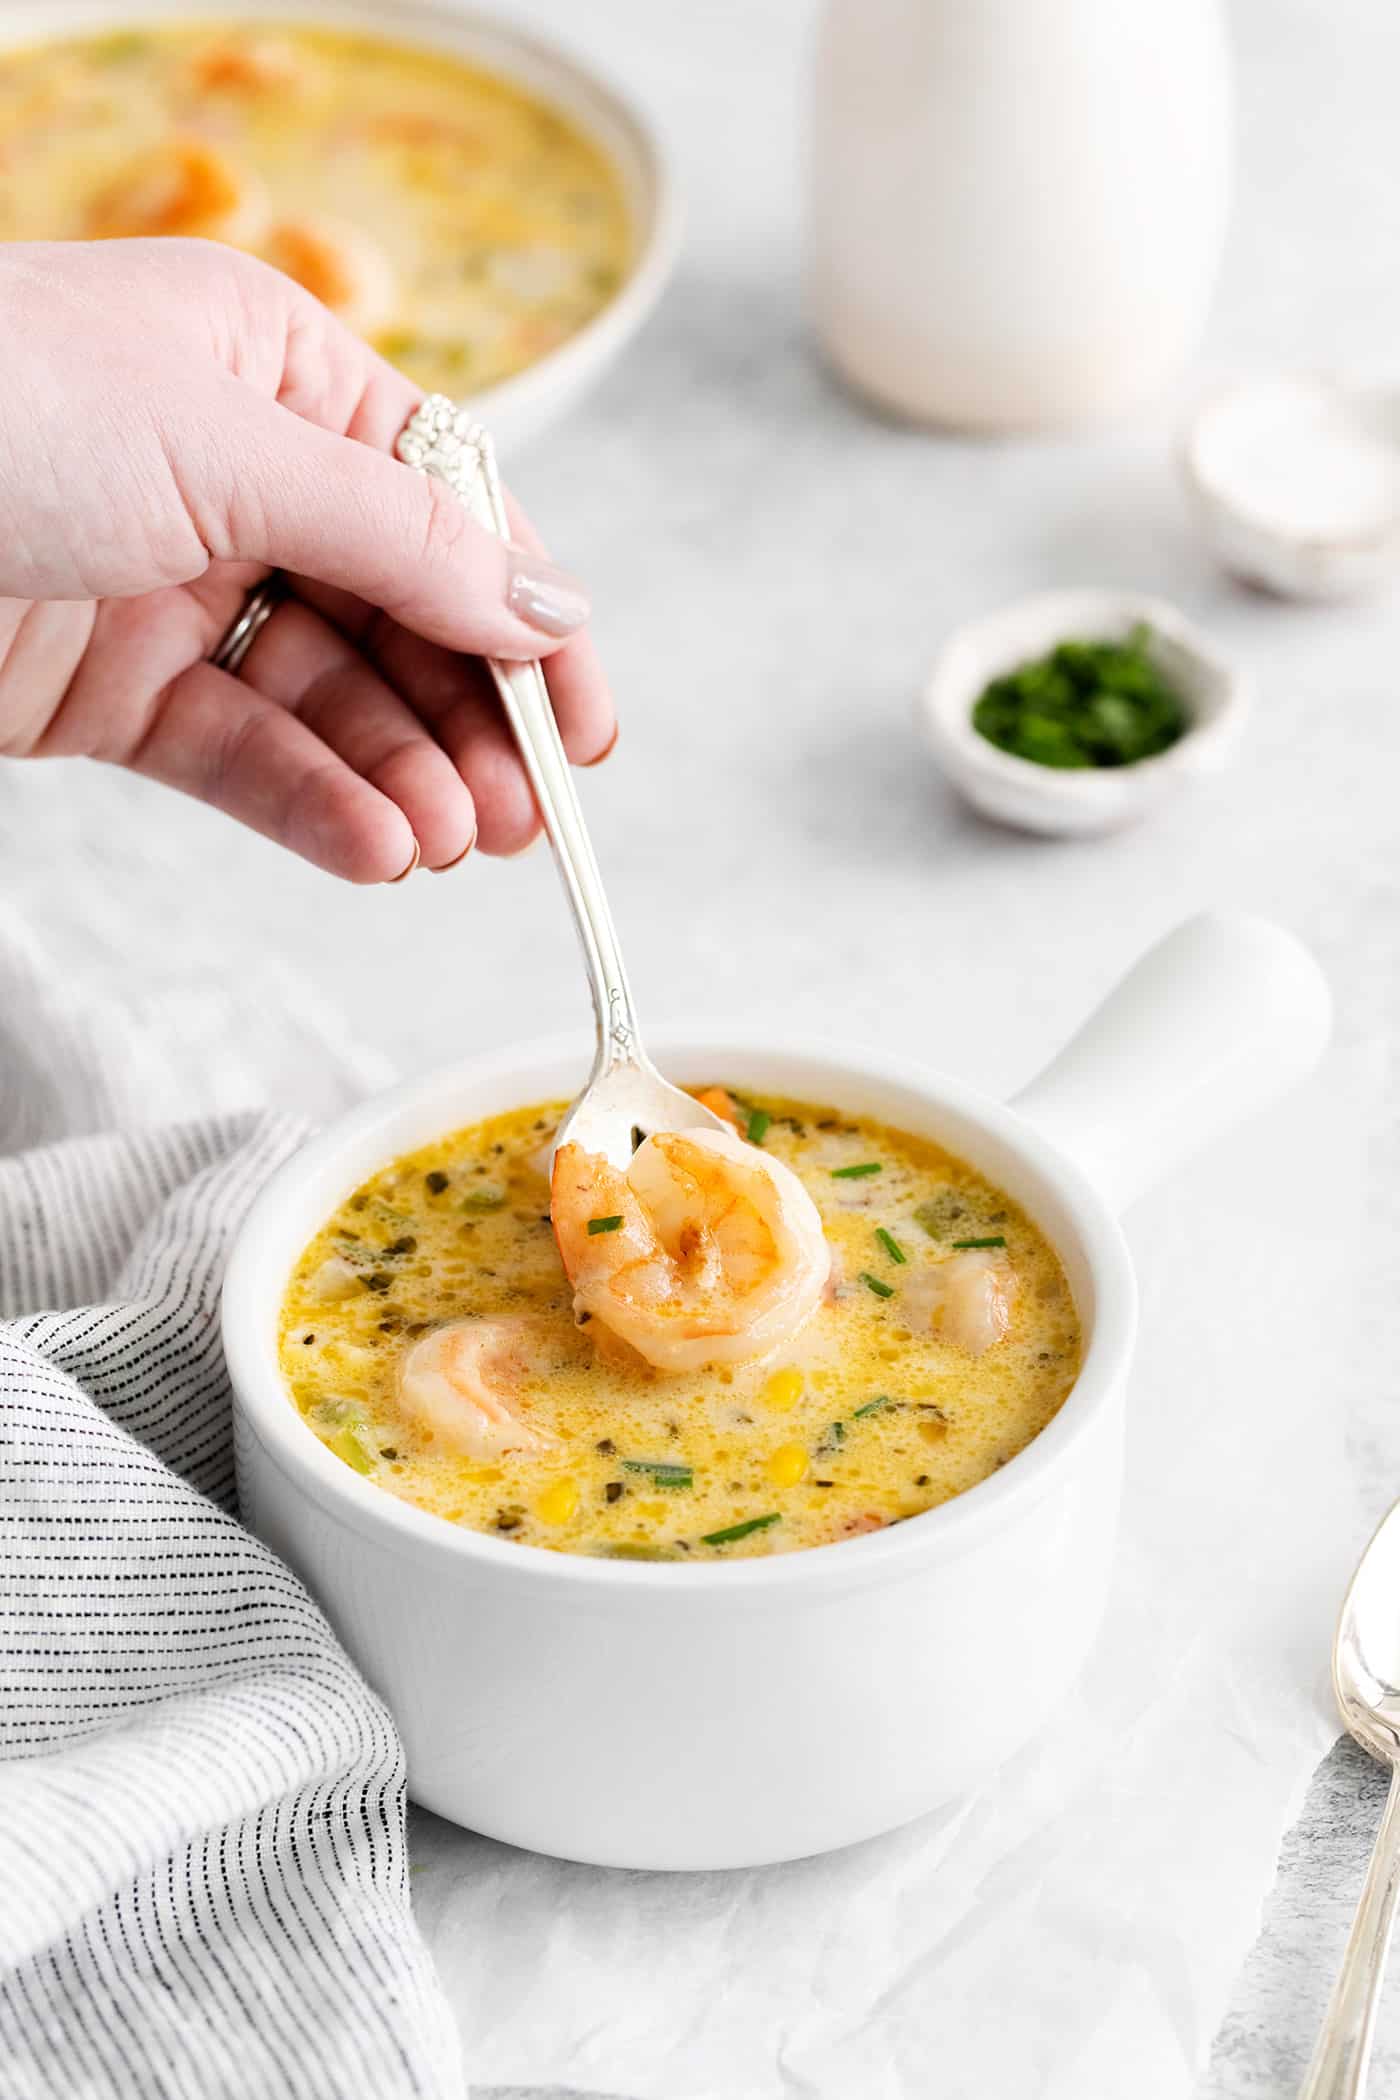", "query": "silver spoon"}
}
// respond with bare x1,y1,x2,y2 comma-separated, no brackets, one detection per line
1300,1498,1400,2100
396,399,728,1168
